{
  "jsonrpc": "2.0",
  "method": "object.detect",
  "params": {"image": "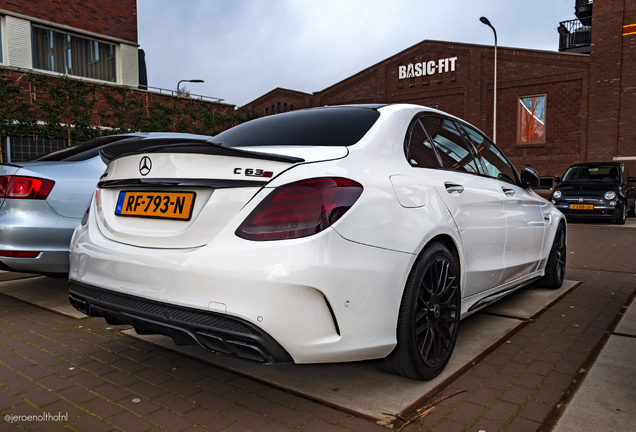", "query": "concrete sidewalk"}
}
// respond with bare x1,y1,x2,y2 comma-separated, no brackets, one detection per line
0,222,633,431
552,282,636,432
